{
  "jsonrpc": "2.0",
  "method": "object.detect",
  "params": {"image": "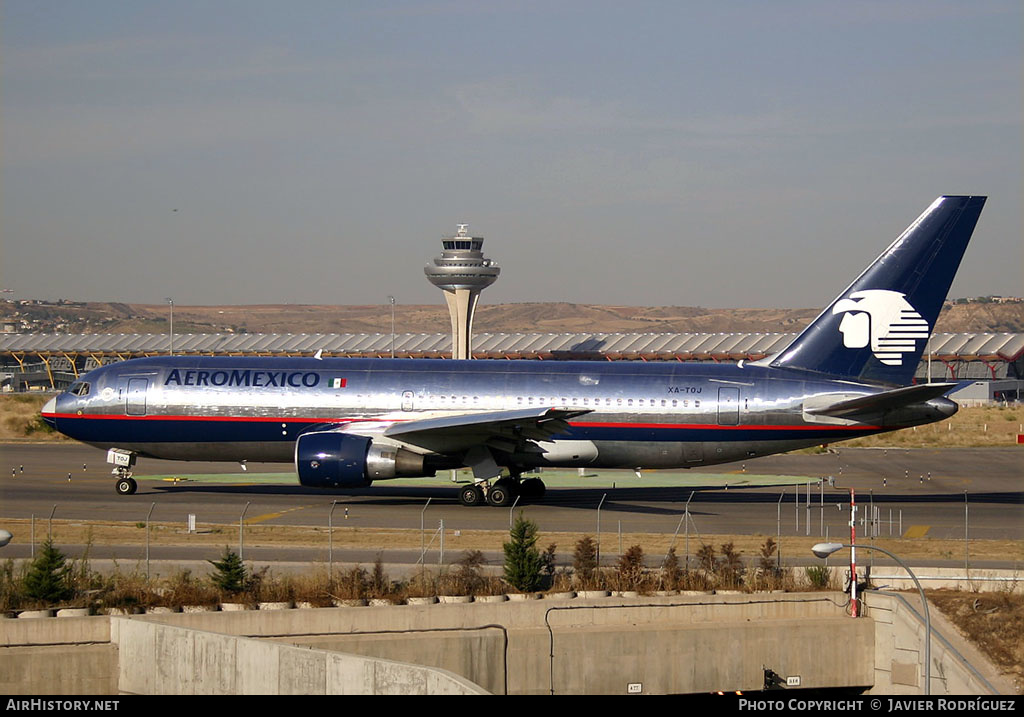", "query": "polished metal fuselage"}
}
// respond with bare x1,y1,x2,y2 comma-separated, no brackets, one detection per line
46,356,956,473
